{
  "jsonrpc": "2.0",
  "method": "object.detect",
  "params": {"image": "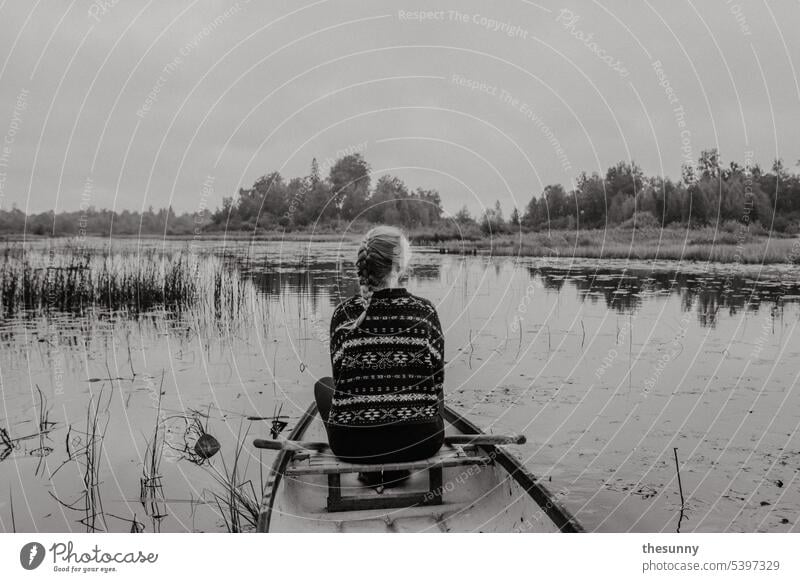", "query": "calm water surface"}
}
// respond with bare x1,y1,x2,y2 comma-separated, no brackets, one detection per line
1,238,799,532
